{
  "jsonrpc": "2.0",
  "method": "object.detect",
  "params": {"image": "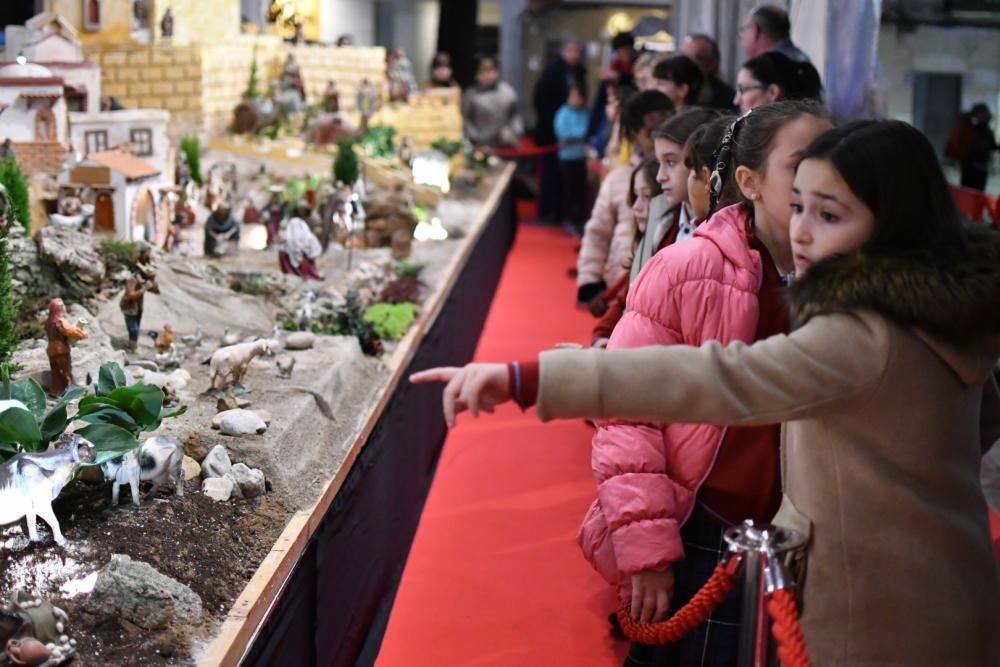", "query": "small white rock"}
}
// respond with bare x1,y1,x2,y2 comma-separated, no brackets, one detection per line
182,456,202,481
56,621,64,632
218,409,267,437
202,477,234,502
201,445,233,478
